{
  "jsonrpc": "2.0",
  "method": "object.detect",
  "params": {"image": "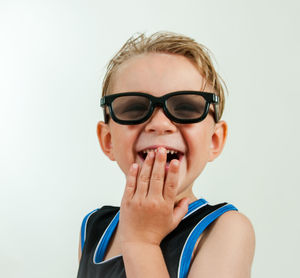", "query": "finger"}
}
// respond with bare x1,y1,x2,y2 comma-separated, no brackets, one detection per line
163,159,180,201
148,147,166,197
173,197,189,225
135,151,155,198
122,163,138,201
